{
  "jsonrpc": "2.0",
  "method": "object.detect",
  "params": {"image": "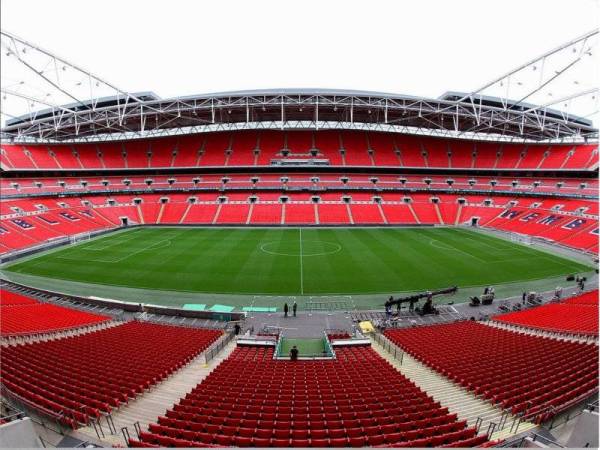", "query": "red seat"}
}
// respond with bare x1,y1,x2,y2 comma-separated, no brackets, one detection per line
367,434,385,446
274,429,291,439
385,321,599,423
137,345,483,448
349,436,366,447
234,436,252,446
214,435,233,446
291,429,309,439
330,437,349,447
255,428,273,439
310,438,329,447
238,427,255,438
310,429,327,439
251,437,270,447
